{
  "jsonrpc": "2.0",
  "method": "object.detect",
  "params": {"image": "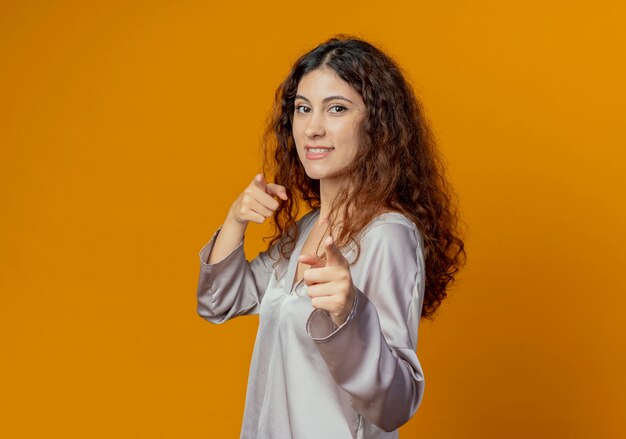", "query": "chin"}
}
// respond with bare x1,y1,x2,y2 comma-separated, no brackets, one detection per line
303,166,346,182
303,170,321,180
303,166,331,180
